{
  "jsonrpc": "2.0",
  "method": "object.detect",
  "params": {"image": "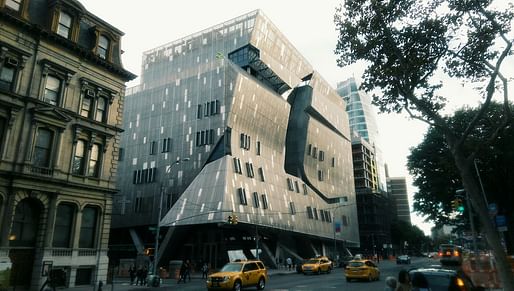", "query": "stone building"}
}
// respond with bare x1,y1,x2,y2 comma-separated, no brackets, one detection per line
0,0,135,288
111,10,359,271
